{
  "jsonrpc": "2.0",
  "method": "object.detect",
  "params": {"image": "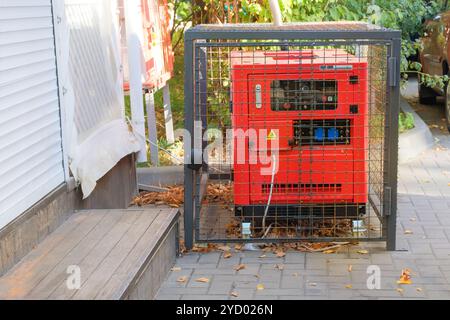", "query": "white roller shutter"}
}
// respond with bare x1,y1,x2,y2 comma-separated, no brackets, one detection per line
0,0,65,229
